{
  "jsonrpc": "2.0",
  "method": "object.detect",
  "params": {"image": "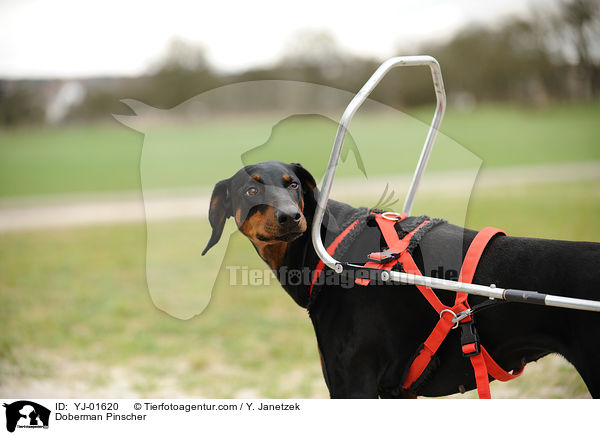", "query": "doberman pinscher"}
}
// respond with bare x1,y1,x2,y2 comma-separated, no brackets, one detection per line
203,160,600,398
